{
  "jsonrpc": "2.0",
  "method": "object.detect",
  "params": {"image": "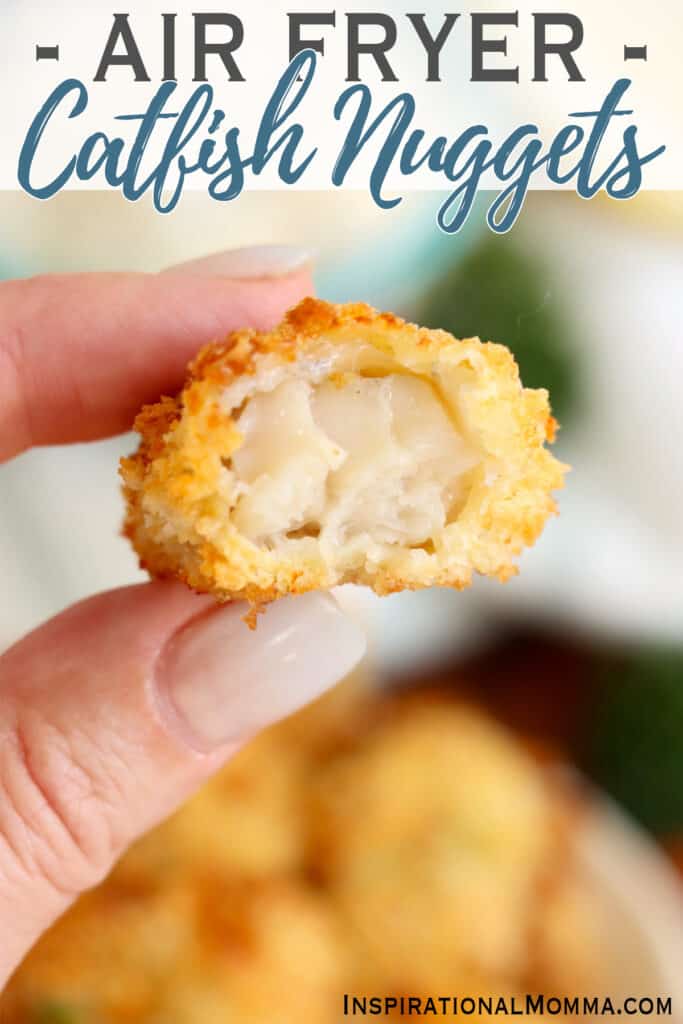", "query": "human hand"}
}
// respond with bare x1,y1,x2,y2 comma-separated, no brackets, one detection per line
0,247,366,986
